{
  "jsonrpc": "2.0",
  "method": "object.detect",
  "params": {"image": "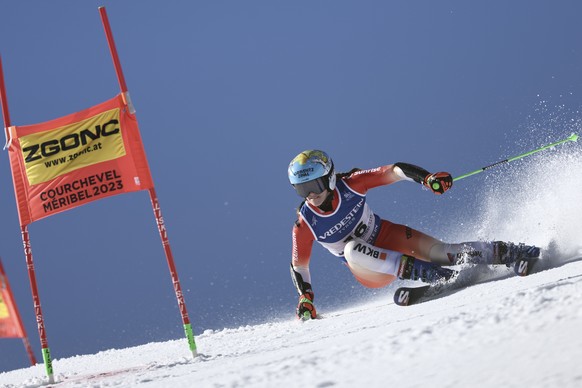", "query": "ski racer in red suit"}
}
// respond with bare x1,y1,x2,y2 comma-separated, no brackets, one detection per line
288,150,540,320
